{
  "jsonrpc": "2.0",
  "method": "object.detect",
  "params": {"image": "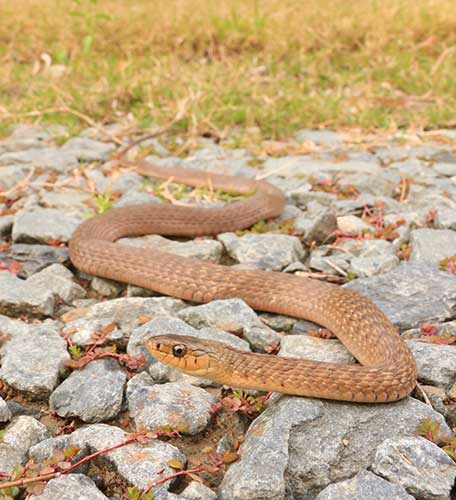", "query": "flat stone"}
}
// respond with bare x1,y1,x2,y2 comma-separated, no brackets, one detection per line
435,207,456,230
0,243,69,278
349,254,400,277
119,234,223,261
29,473,110,500
50,358,126,423
27,263,86,304
181,481,217,500
371,436,456,500
13,207,82,243
409,228,456,265
178,299,280,350
61,137,116,162
0,271,56,317
434,162,456,176
63,296,186,347
295,129,343,146
219,396,450,500
0,147,79,172
0,319,69,395
0,396,12,423
279,335,356,365
29,434,88,473
295,209,337,244
407,340,456,390
127,374,216,434
70,423,186,491
337,215,373,234
315,470,413,500
90,276,125,298
346,262,456,330
40,189,90,210
218,232,306,271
